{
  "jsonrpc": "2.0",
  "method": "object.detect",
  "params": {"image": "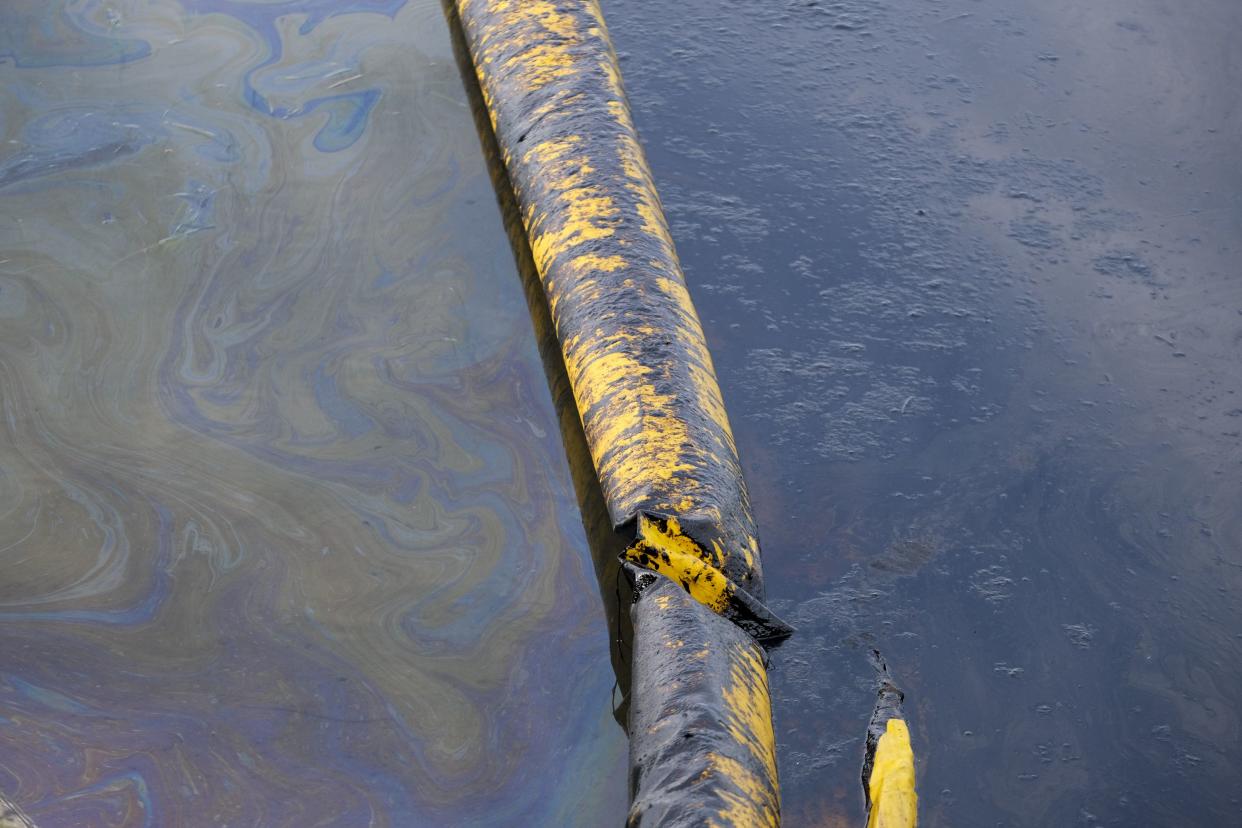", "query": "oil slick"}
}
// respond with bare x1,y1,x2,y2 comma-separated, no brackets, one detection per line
0,794,39,828
0,1,628,824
